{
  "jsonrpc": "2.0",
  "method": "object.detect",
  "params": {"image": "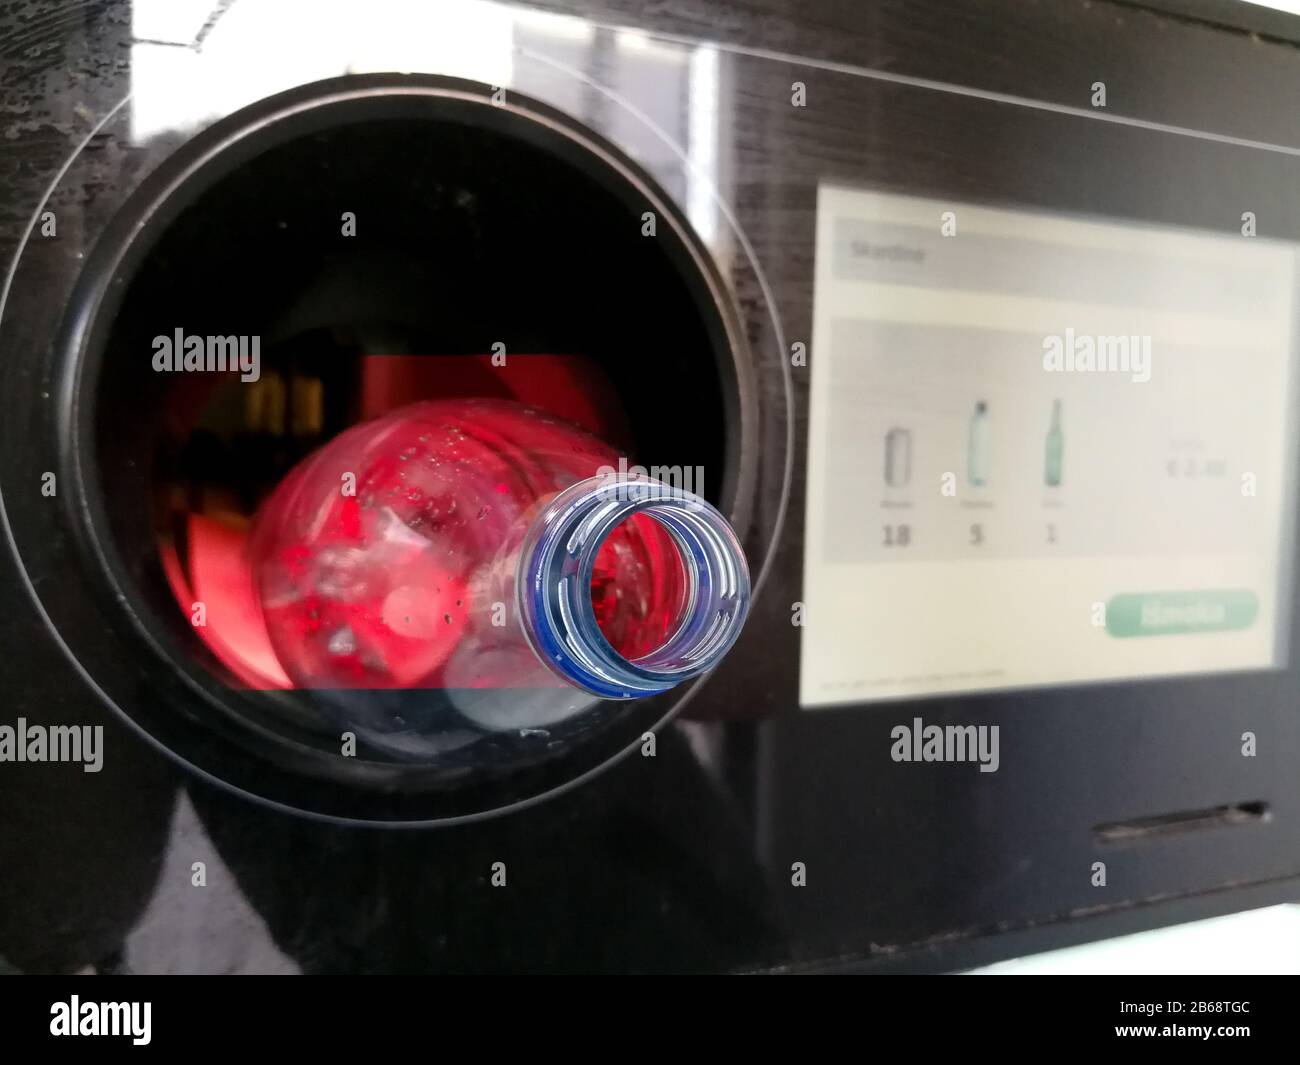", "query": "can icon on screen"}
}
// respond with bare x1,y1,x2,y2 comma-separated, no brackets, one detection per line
884,427,912,488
